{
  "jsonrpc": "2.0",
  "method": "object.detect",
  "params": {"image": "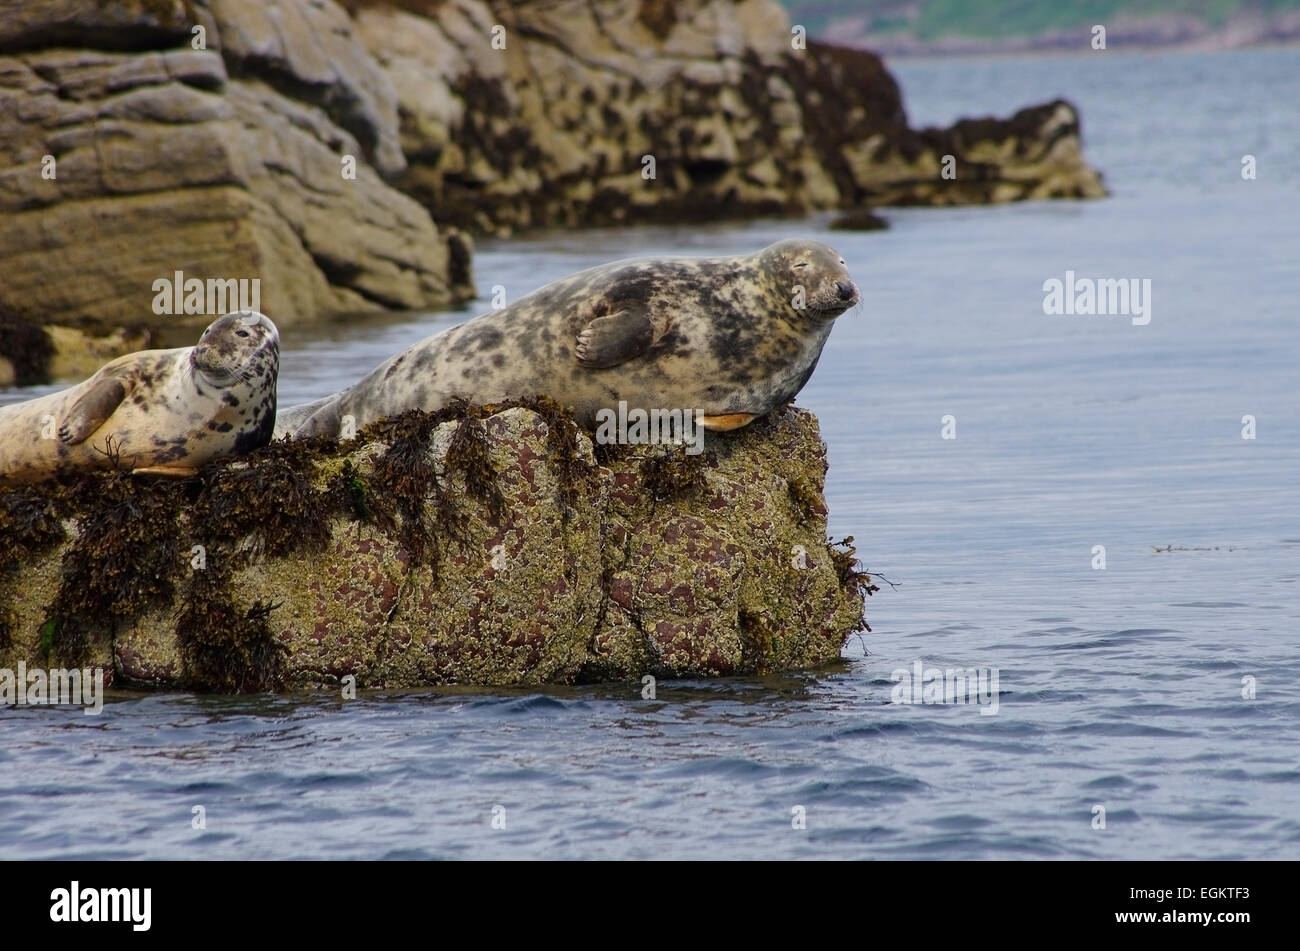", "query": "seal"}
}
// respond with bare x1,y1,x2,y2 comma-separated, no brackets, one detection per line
276,239,859,438
0,311,279,485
